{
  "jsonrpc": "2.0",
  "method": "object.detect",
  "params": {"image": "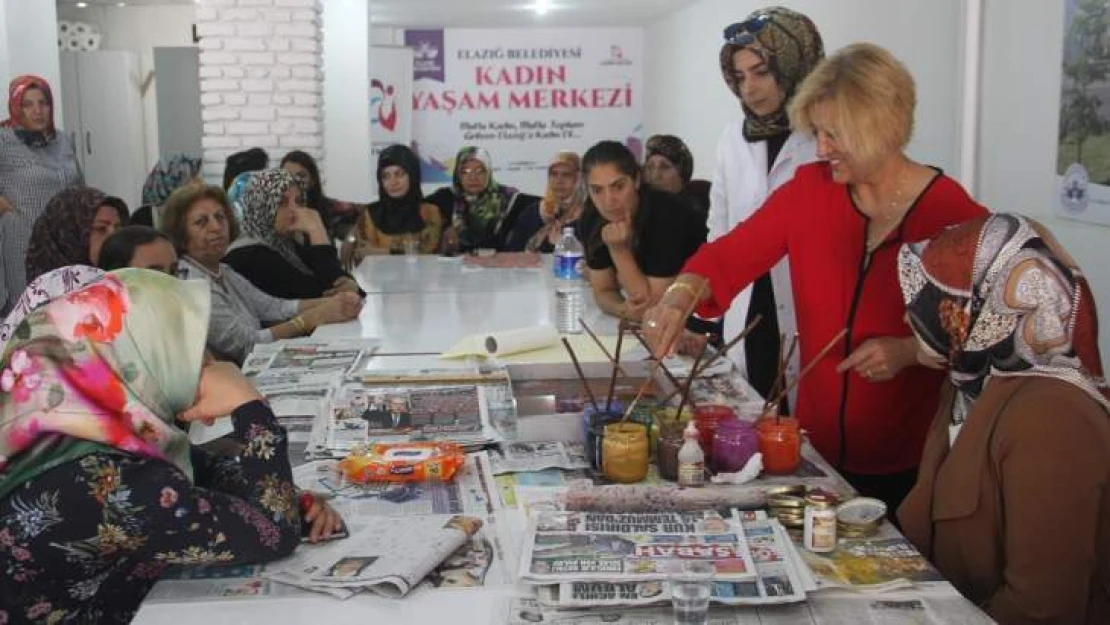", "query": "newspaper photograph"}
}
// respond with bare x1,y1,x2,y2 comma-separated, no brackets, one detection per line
293,452,498,517
323,383,500,453
244,338,376,384
501,597,749,625
796,526,945,592
263,514,483,598
520,511,757,584
536,517,806,608
490,441,589,474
